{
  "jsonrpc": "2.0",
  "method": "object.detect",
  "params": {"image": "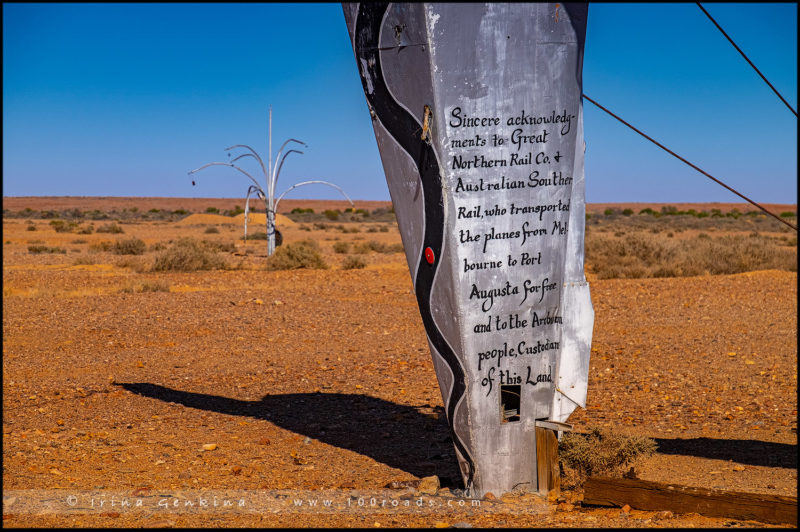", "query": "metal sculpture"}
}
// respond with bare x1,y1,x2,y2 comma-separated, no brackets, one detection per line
189,107,355,255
